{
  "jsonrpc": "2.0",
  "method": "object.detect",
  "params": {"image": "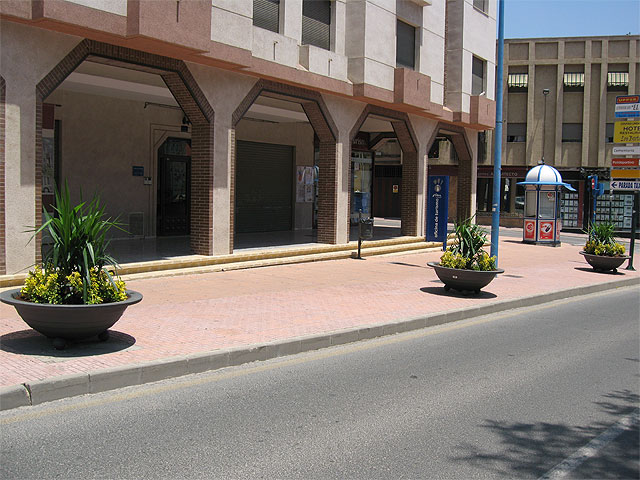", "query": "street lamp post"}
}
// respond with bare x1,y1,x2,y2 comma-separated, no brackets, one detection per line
541,88,550,164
